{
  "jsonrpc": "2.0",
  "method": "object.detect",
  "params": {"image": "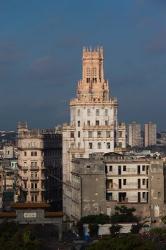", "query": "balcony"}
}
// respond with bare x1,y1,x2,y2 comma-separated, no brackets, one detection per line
21,166,28,170
30,188,40,192
83,125,113,130
30,176,39,181
30,166,39,170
